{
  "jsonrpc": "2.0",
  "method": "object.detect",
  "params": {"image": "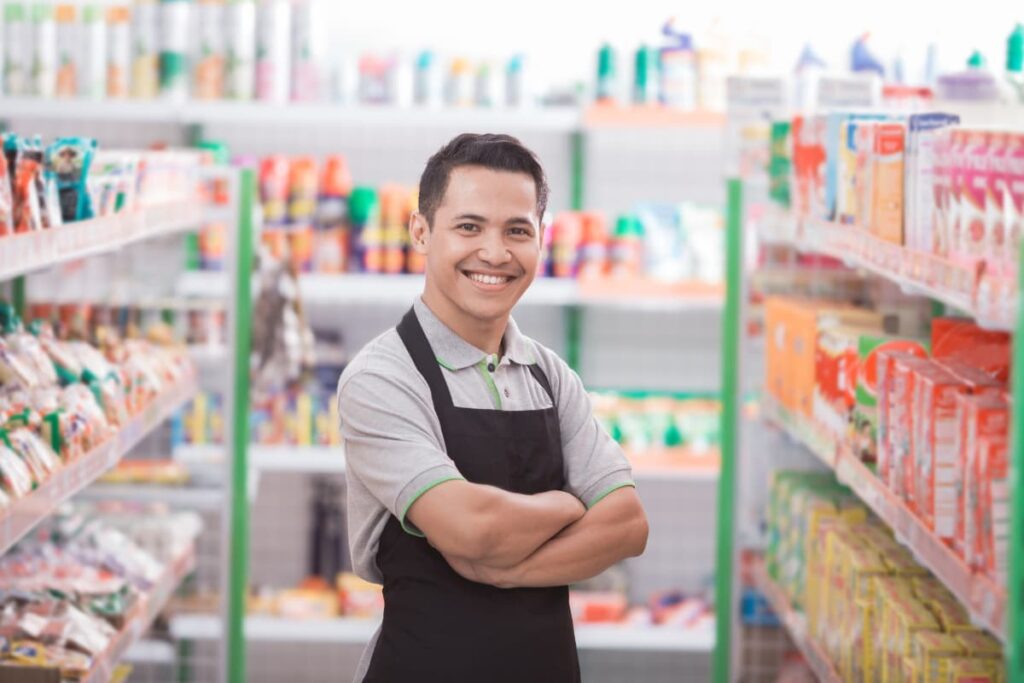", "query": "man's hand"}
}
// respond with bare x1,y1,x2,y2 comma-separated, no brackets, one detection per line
407,481,585,568
443,486,647,589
